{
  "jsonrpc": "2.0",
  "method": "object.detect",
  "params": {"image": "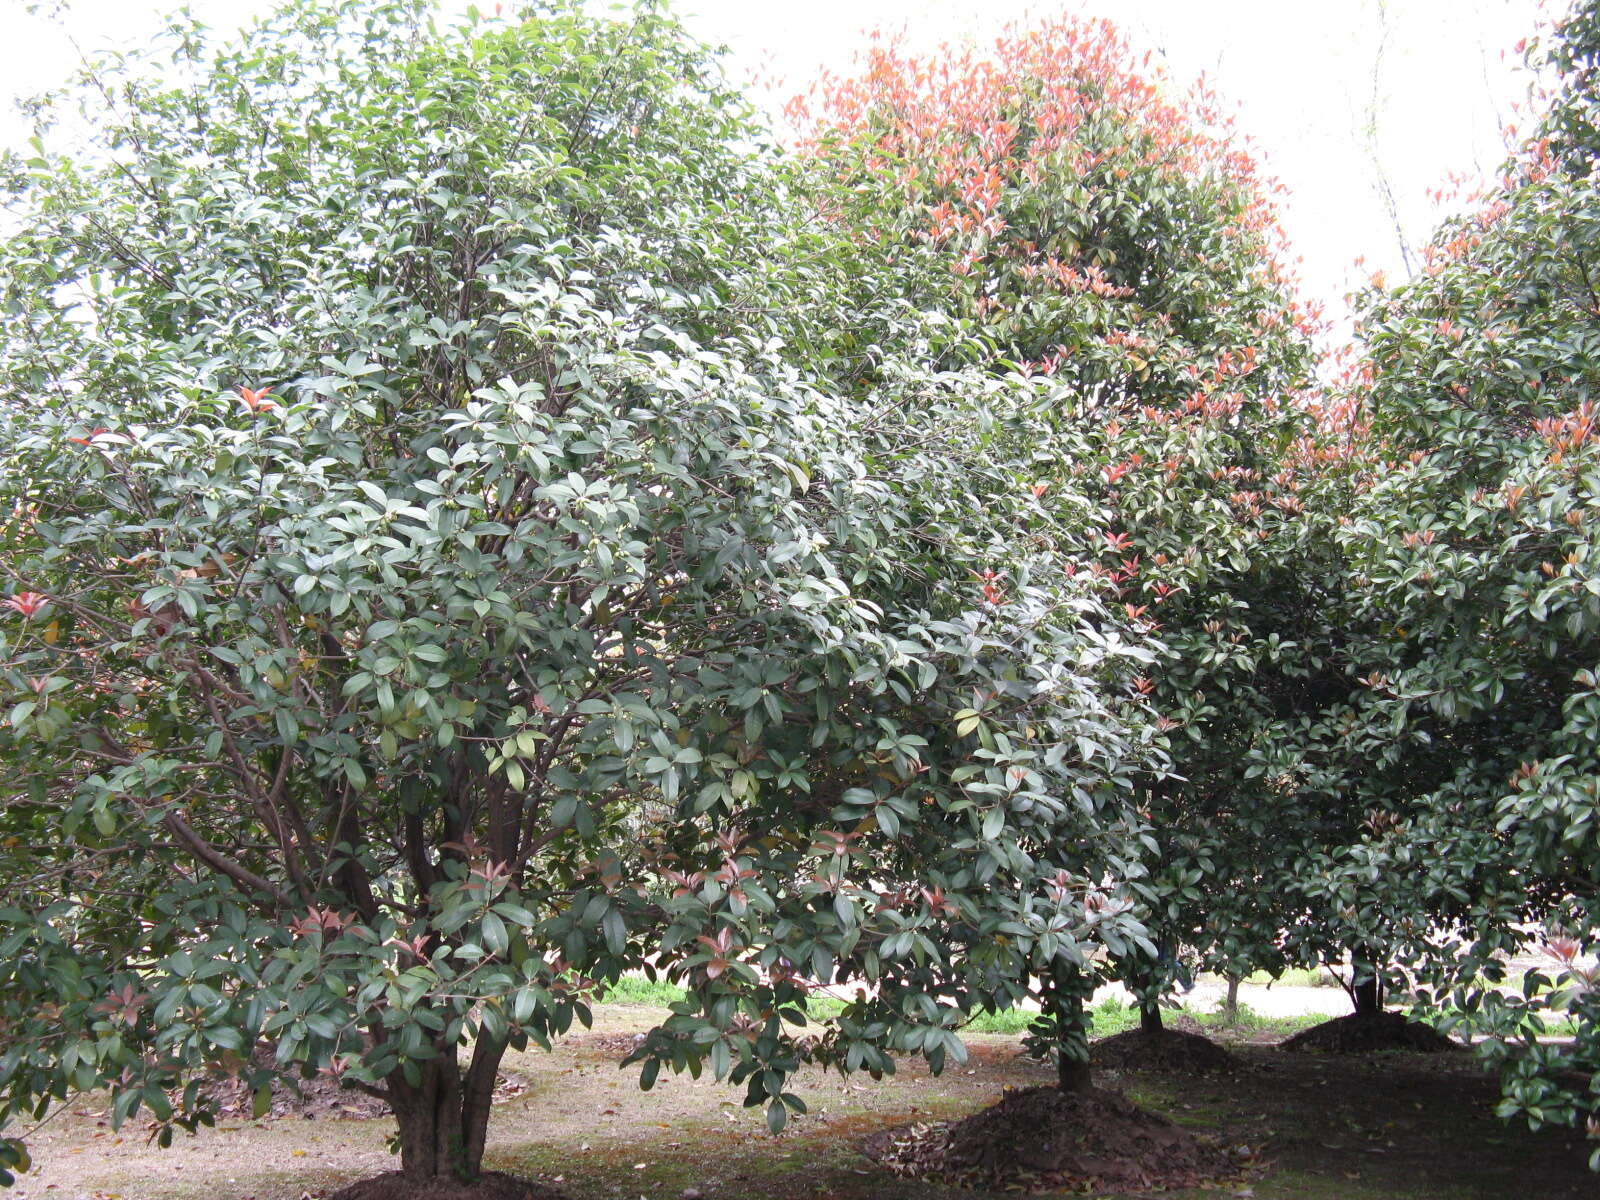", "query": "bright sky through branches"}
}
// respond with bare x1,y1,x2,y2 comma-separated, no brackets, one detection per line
0,0,1551,321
